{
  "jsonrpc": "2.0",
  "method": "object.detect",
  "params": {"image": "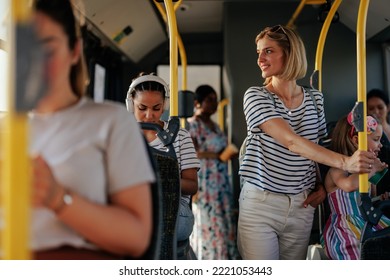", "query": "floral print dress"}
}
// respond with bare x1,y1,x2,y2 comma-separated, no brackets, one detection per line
187,117,239,260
